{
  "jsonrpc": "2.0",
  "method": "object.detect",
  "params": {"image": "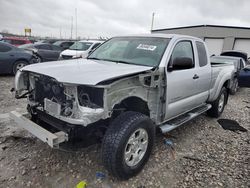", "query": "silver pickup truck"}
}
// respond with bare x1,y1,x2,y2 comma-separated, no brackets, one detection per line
11,34,235,179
